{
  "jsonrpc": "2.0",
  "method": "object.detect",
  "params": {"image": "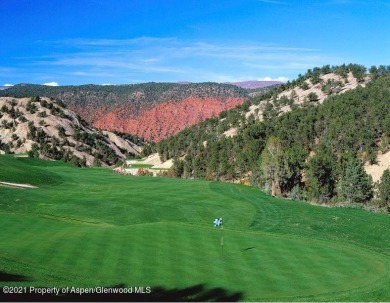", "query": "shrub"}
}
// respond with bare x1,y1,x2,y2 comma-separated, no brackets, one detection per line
38,111,47,118
299,82,309,90
307,92,319,102
137,168,153,176
18,116,27,123
26,100,37,114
